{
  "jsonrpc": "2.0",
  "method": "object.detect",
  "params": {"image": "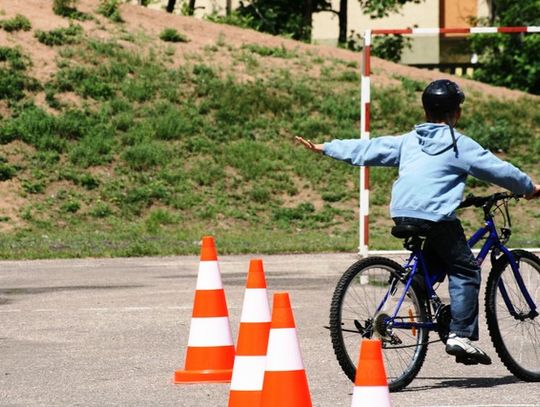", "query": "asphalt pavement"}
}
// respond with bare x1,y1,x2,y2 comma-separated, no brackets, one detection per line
0,253,538,406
